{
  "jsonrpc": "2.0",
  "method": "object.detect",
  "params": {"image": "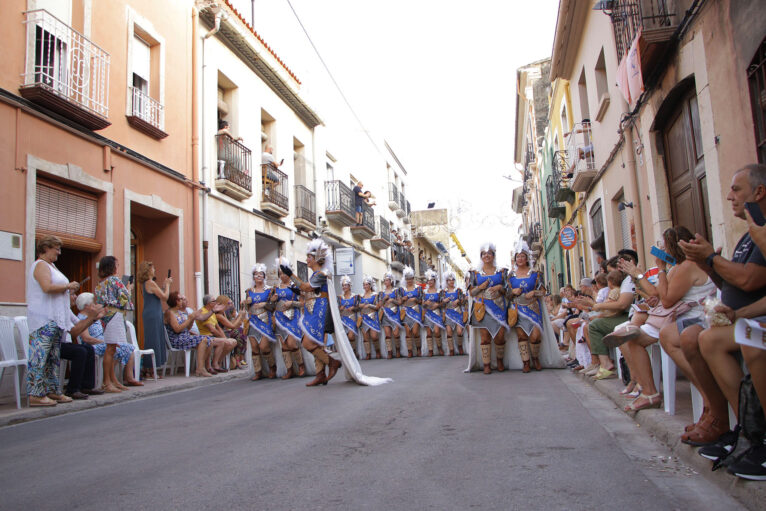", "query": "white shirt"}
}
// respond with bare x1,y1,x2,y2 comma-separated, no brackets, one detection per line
27,260,73,333
620,275,635,295
596,287,609,303
187,307,200,335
